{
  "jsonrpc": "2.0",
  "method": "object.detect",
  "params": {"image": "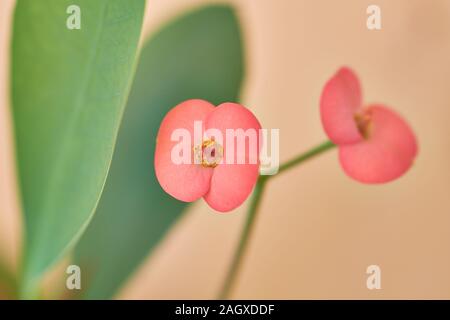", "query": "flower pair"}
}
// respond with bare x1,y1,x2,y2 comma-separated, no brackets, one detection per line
155,67,418,212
